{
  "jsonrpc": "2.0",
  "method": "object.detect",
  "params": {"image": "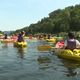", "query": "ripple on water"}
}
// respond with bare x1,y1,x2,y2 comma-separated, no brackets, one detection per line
0,41,79,80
